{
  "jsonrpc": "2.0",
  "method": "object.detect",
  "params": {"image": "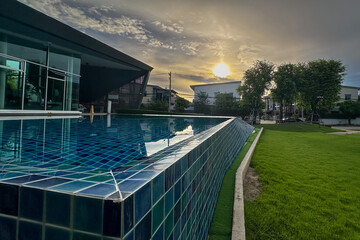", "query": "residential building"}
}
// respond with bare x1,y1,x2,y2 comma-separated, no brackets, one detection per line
141,84,177,109
338,85,360,102
0,0,152,115
190,81,241,105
